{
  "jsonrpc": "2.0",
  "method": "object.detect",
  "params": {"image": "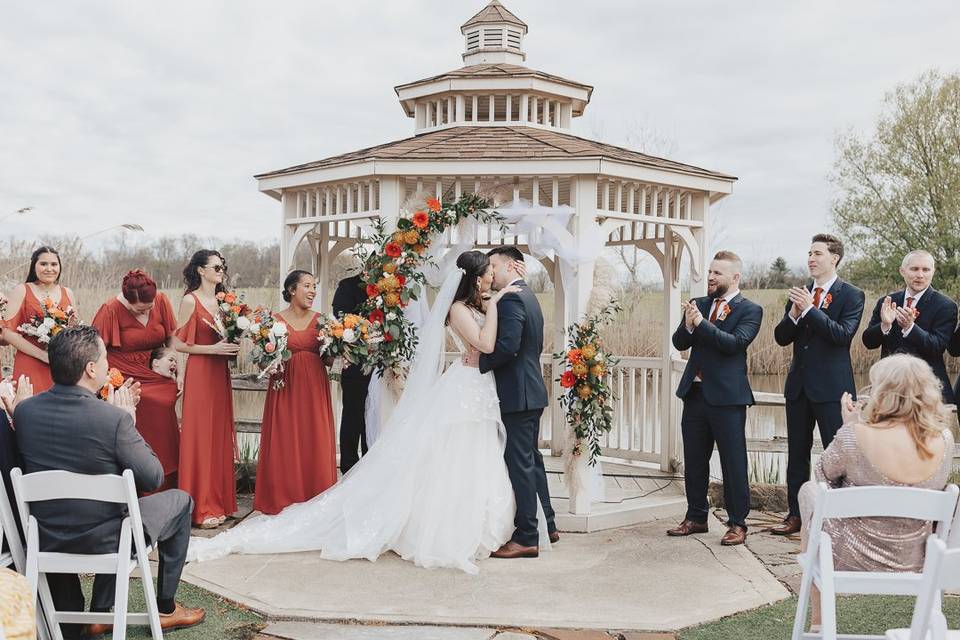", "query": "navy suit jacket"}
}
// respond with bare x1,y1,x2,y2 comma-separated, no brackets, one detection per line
332,274,371,380
673,293,763,407
862,288,957,404
774,278,865,403
478,281,549,414
945,316,960,403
